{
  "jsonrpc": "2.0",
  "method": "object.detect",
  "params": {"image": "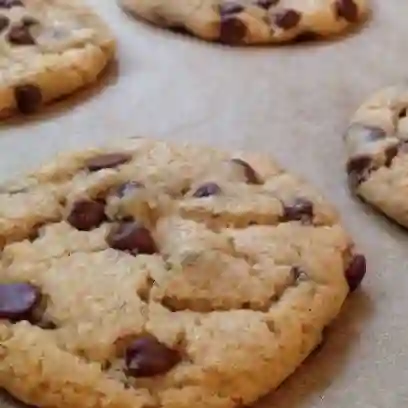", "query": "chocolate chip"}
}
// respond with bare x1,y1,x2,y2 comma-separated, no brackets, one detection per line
85,153,132,172
0,15,9,32
192,182,221,198
0,0,23,8
282,198,313,222
67,199,106,231
219,2,244,15
14,84,42,114
7,23,36,45
273,9,301,29
220,17,247,44
231,158,261,184
125,335,181,377
346,155,371,175
256,0,278,10
384,145,399,167
399,107,408,118
0,283,40,321
21,16,39,26
114,181,144,198
335,0,358,23
106,221,157,255
345,254,366,292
